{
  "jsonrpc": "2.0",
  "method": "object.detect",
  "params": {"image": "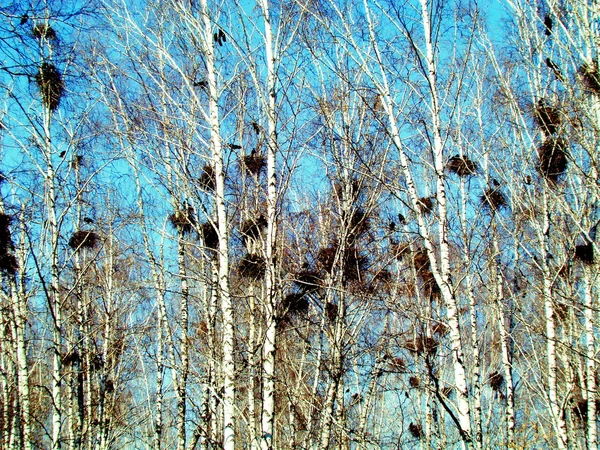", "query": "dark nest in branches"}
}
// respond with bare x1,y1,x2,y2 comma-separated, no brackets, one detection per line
389,357,406,372
36,62,64,111
33,24,57,40
392,242,410,260
200,222,219,250
346,208,370,242
282,292,309,315
538,138,568,183
0,254,18,276
446,155,477,177
242,153,266,175
317,245,367,283
0,214,17,275
198,164,216,191
325,303,338,322
572,399,600,423
413,250,440,298
417,197,434,215
432,322,448,336
0,214,14,254
241,216,267,245
294,270,321,293
488,371,504,392
334,179,362,203
404,335,439,355
579,61,600,94
409,376,420,388
533,101,561,135
481,187,507,211
238,253,266,280
68,230,99,250
413,250,431,278
575,242,594,264
408,423,423,439
169,206,196,235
